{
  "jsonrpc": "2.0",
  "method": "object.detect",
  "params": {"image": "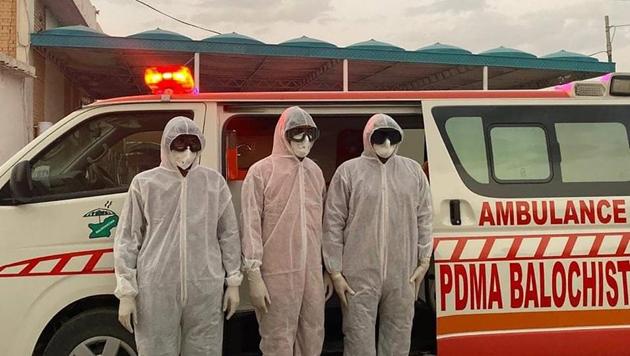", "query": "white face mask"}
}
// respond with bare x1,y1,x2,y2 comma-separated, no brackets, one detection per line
290,137,313,158
171,147,197,170
373,139,396,159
